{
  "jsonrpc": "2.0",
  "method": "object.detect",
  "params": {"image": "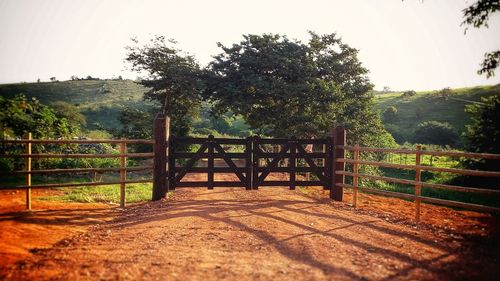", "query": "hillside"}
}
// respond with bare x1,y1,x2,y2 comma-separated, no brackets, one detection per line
373,84,500,145
1,80,498,143
0,79,151,130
